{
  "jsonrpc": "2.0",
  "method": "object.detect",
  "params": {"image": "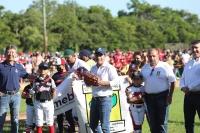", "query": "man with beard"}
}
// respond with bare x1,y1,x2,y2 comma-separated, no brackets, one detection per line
52,58,75,133
141,48,176,133
89,47,119,133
